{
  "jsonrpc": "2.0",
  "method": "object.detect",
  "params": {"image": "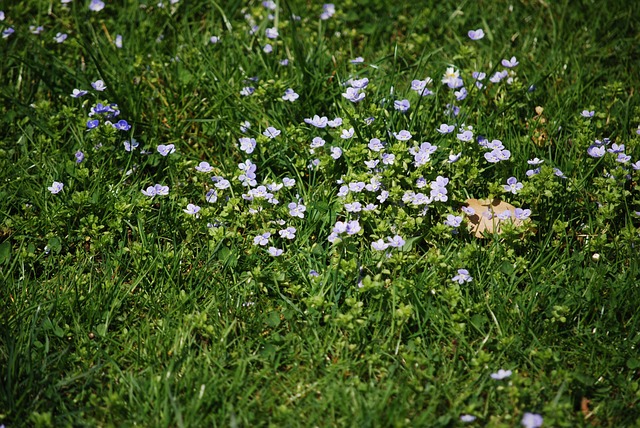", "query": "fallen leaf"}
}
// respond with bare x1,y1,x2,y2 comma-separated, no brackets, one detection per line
464,198,525,238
